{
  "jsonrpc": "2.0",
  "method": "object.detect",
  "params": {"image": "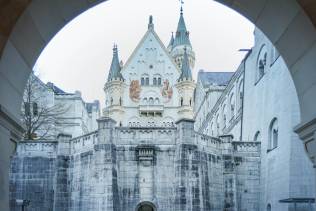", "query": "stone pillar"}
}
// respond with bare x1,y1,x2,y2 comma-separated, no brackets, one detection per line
294,117,316,201
97,117,116,144
53,133,71,211
93,117,119,211
0,105,24,211
176,118,195,144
